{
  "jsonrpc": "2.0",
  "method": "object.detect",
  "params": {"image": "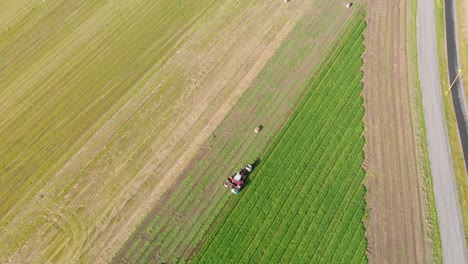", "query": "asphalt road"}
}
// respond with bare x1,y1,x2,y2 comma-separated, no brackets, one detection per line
417,0,468,263
445,0,468,172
